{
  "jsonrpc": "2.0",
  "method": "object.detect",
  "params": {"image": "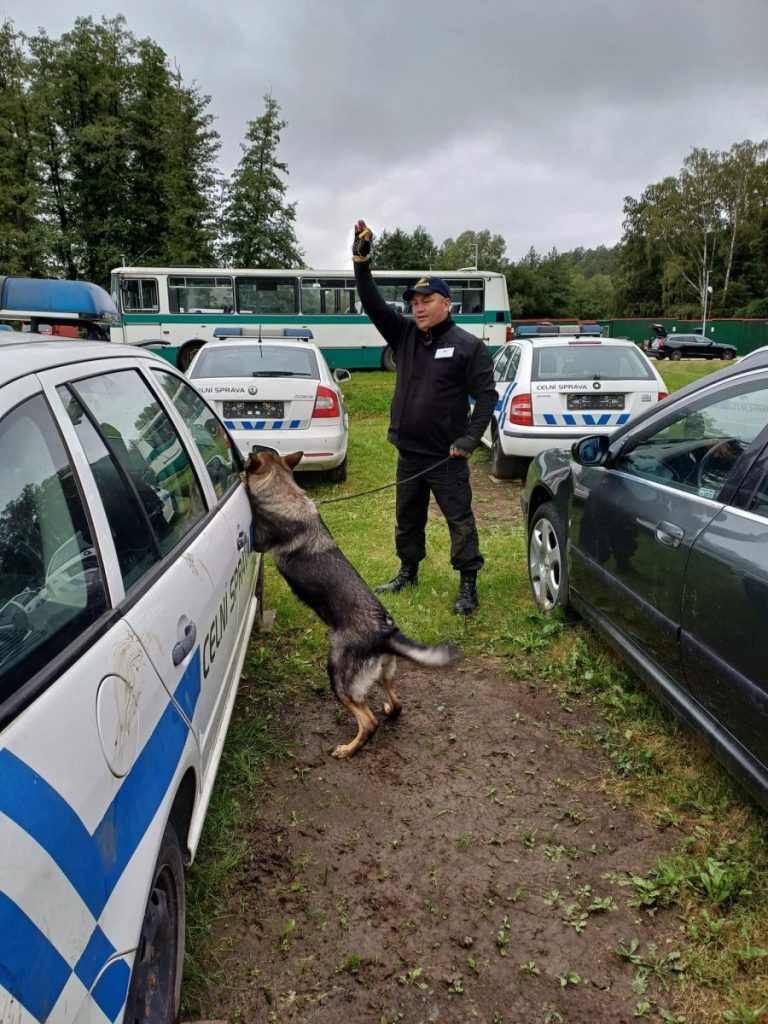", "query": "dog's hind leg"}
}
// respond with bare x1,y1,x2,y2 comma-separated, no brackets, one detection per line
331,693,378,759
328,648,381,759
378,654,402,720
